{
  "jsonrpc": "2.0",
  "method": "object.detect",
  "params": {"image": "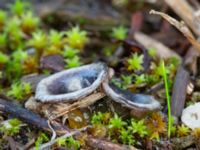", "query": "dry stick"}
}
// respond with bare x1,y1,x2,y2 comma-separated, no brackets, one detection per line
38,126,89,150
50,92,105,120
164,0,200,36
150,10,200,53
133,31,181,61
86,137,138,150
0,98,69,135
47,120,56,141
